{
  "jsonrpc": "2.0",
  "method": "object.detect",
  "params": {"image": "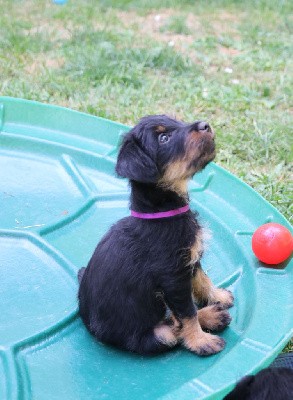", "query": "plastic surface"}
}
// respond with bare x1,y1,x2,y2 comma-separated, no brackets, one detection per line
0,97,292,400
